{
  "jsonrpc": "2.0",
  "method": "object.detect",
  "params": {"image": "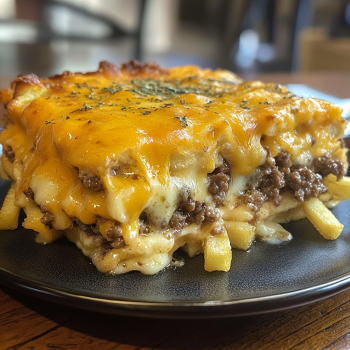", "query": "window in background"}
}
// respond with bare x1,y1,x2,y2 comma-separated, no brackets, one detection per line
0,0,15,19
